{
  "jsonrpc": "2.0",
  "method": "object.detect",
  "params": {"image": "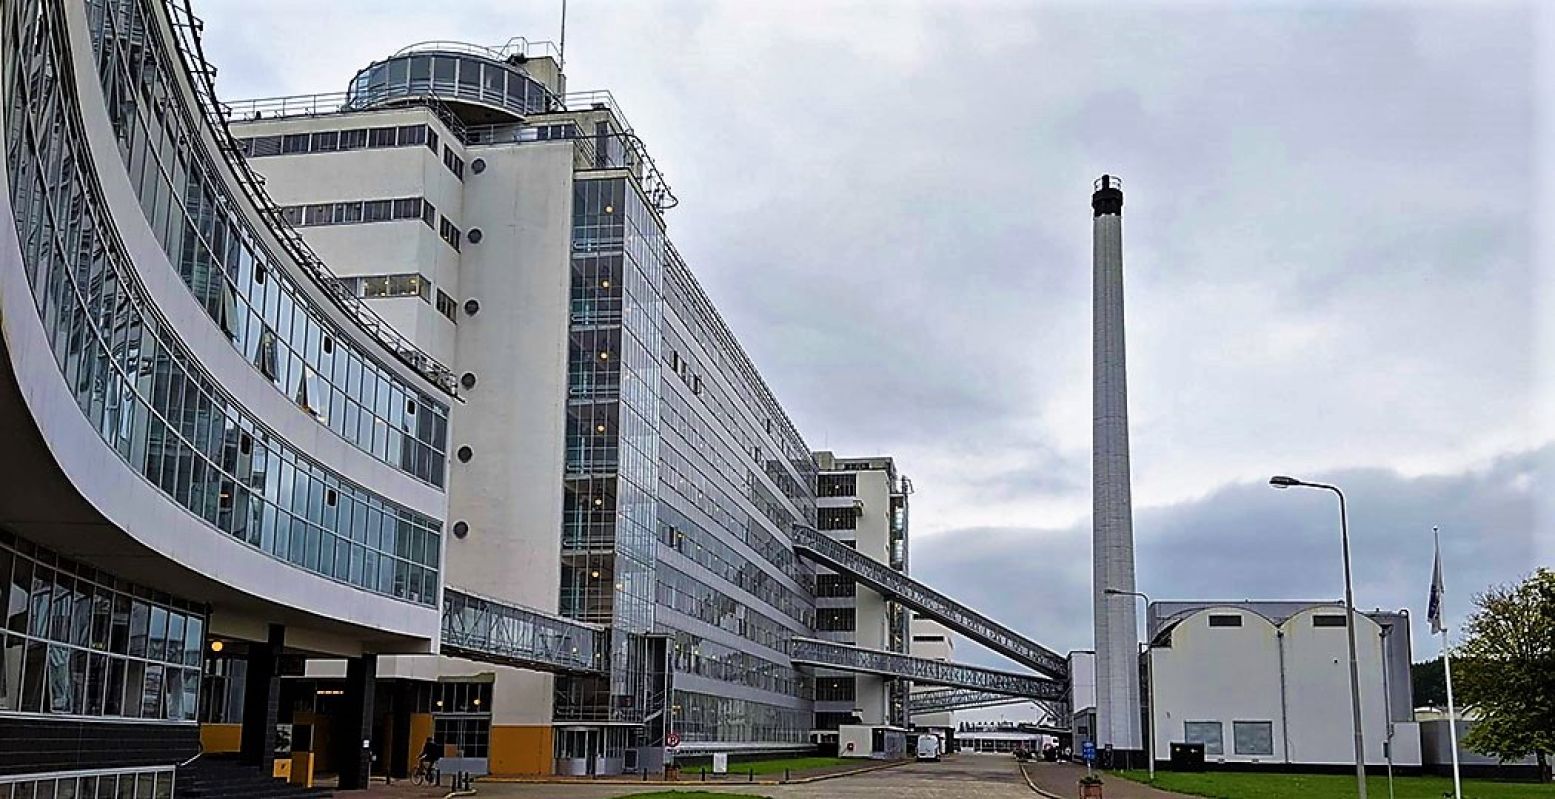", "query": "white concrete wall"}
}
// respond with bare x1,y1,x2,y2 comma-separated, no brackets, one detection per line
1282,607,1393,765
1149,605,1416,767
243,117,577,714
910,618,955,728
1150,608,1284,763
